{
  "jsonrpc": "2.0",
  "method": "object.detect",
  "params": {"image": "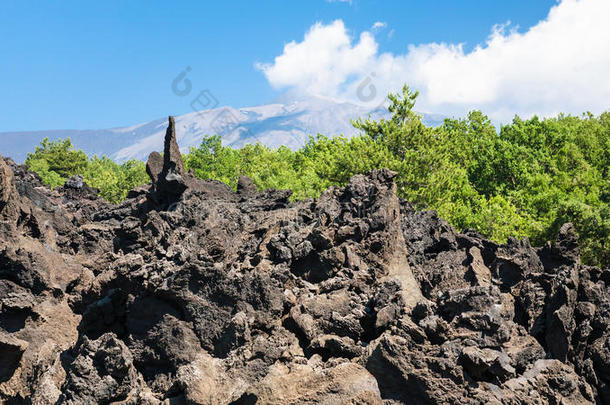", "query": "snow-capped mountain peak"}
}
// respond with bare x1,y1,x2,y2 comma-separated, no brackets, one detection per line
0,91,444,163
